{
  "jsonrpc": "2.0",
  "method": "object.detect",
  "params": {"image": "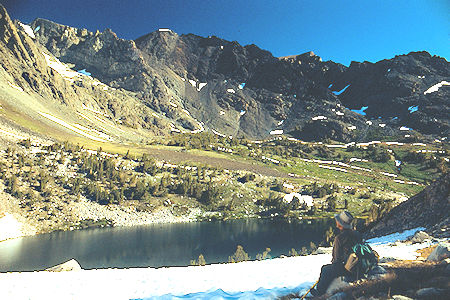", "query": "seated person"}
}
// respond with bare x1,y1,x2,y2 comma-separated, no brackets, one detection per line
311,211,362,297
